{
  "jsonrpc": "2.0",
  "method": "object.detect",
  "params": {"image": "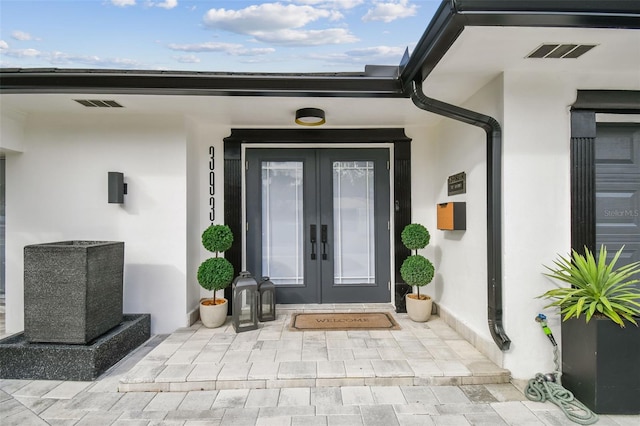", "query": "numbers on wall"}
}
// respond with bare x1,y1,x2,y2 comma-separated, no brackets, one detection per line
209,146,215,223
